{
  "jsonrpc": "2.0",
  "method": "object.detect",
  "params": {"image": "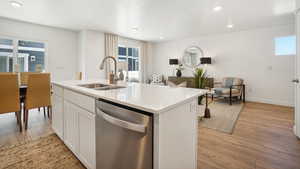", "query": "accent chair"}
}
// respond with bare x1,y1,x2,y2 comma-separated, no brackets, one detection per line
213,77,245,105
